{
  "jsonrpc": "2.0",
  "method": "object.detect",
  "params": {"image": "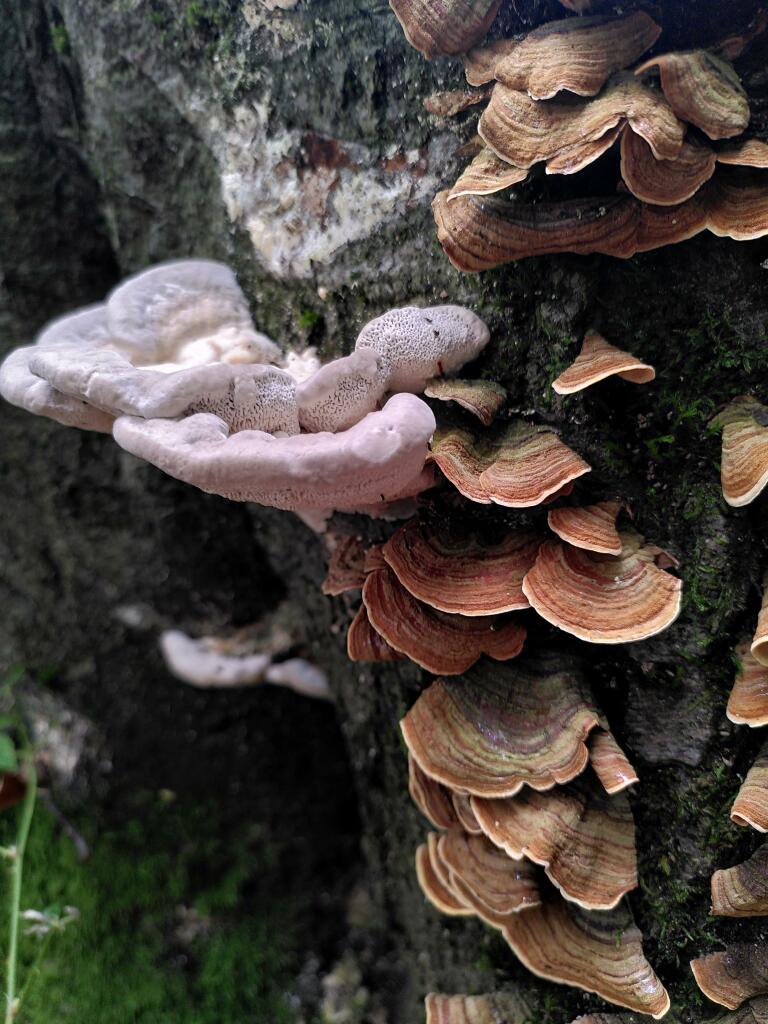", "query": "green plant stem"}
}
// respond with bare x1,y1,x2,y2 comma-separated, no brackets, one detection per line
13,929,53,1023
5,754,37,1024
